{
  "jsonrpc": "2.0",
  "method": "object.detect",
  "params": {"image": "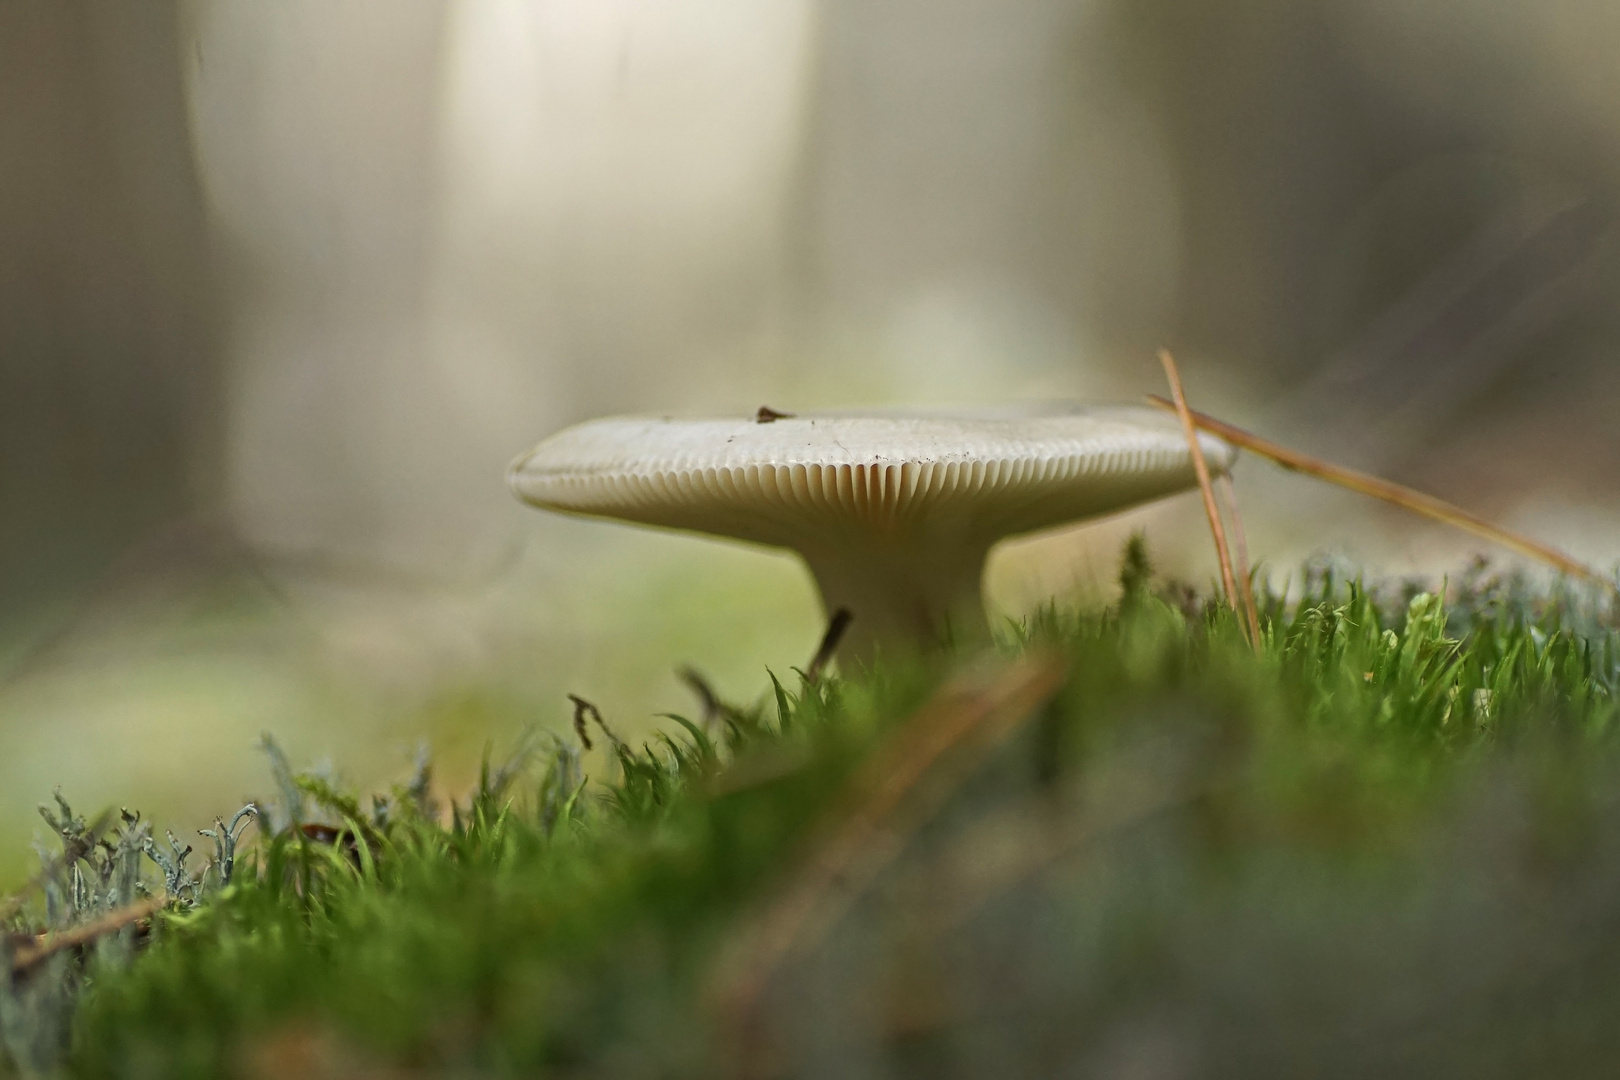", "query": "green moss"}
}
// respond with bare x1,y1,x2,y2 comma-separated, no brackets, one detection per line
9,551,1620,1077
